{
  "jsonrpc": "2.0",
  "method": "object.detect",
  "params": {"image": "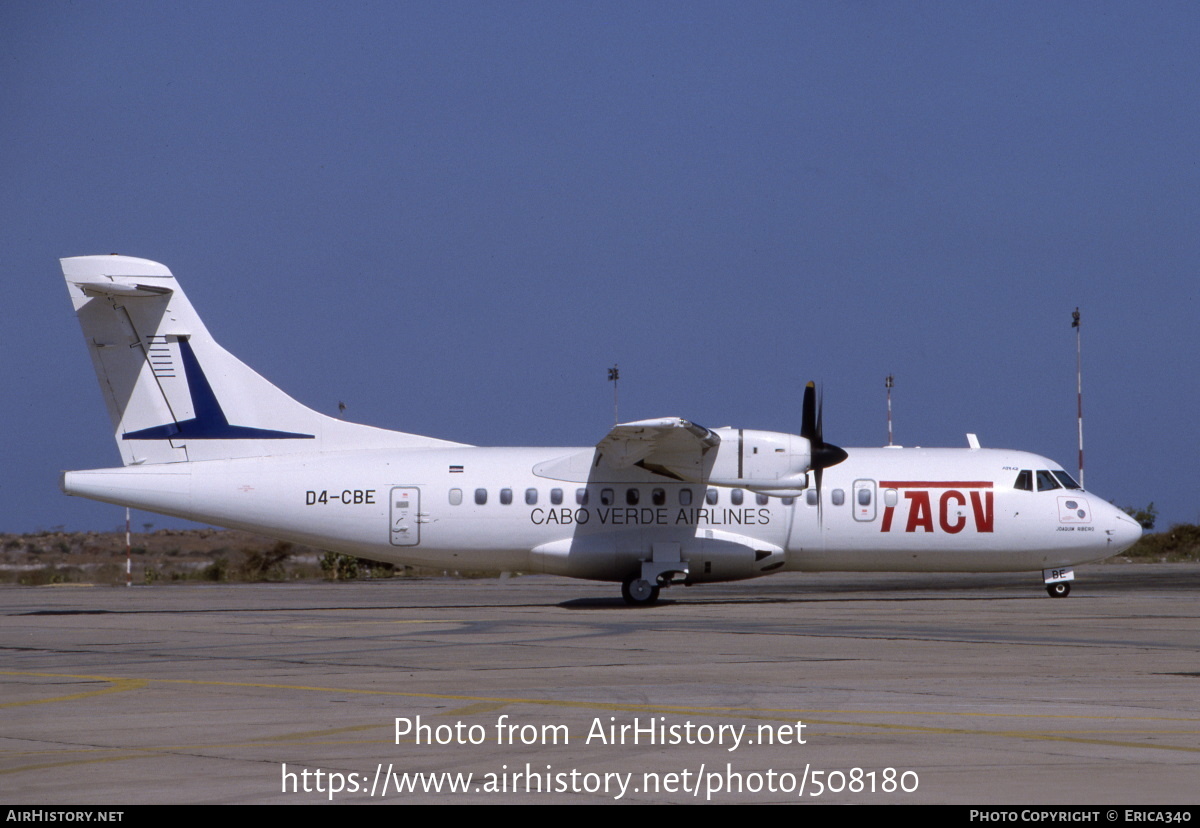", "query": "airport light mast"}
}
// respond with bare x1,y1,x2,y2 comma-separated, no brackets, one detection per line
1072,308,1084,487
608,364,619,425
